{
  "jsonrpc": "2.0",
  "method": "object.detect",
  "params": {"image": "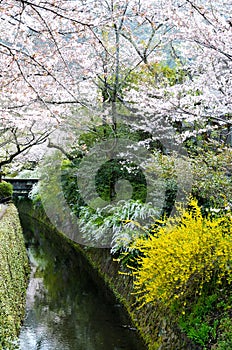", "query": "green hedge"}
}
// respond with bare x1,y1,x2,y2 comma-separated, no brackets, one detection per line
0,204,29,349
0,181,13,201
